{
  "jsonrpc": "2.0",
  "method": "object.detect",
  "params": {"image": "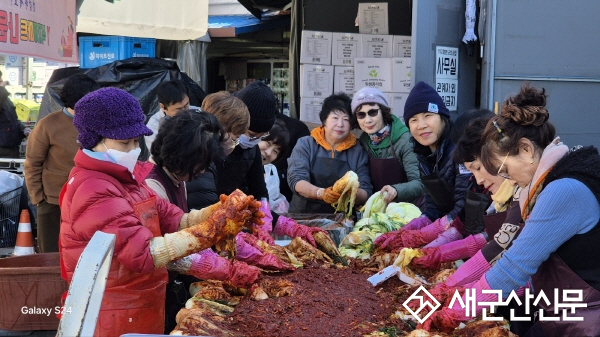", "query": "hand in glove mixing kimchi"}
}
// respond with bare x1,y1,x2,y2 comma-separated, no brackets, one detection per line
186,189,265,257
